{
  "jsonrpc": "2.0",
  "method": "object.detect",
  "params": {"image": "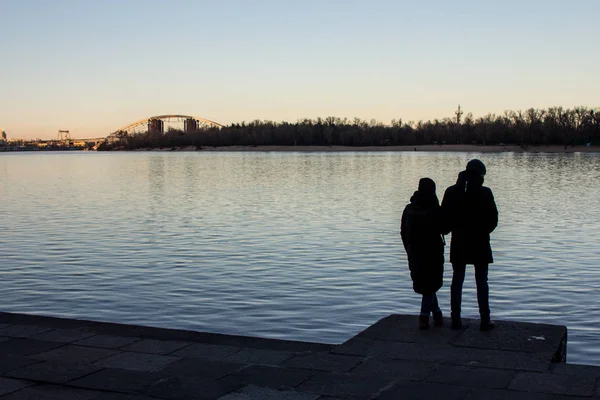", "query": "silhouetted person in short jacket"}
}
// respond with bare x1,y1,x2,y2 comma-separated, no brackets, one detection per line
401,178,446,329
441,159,498,331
